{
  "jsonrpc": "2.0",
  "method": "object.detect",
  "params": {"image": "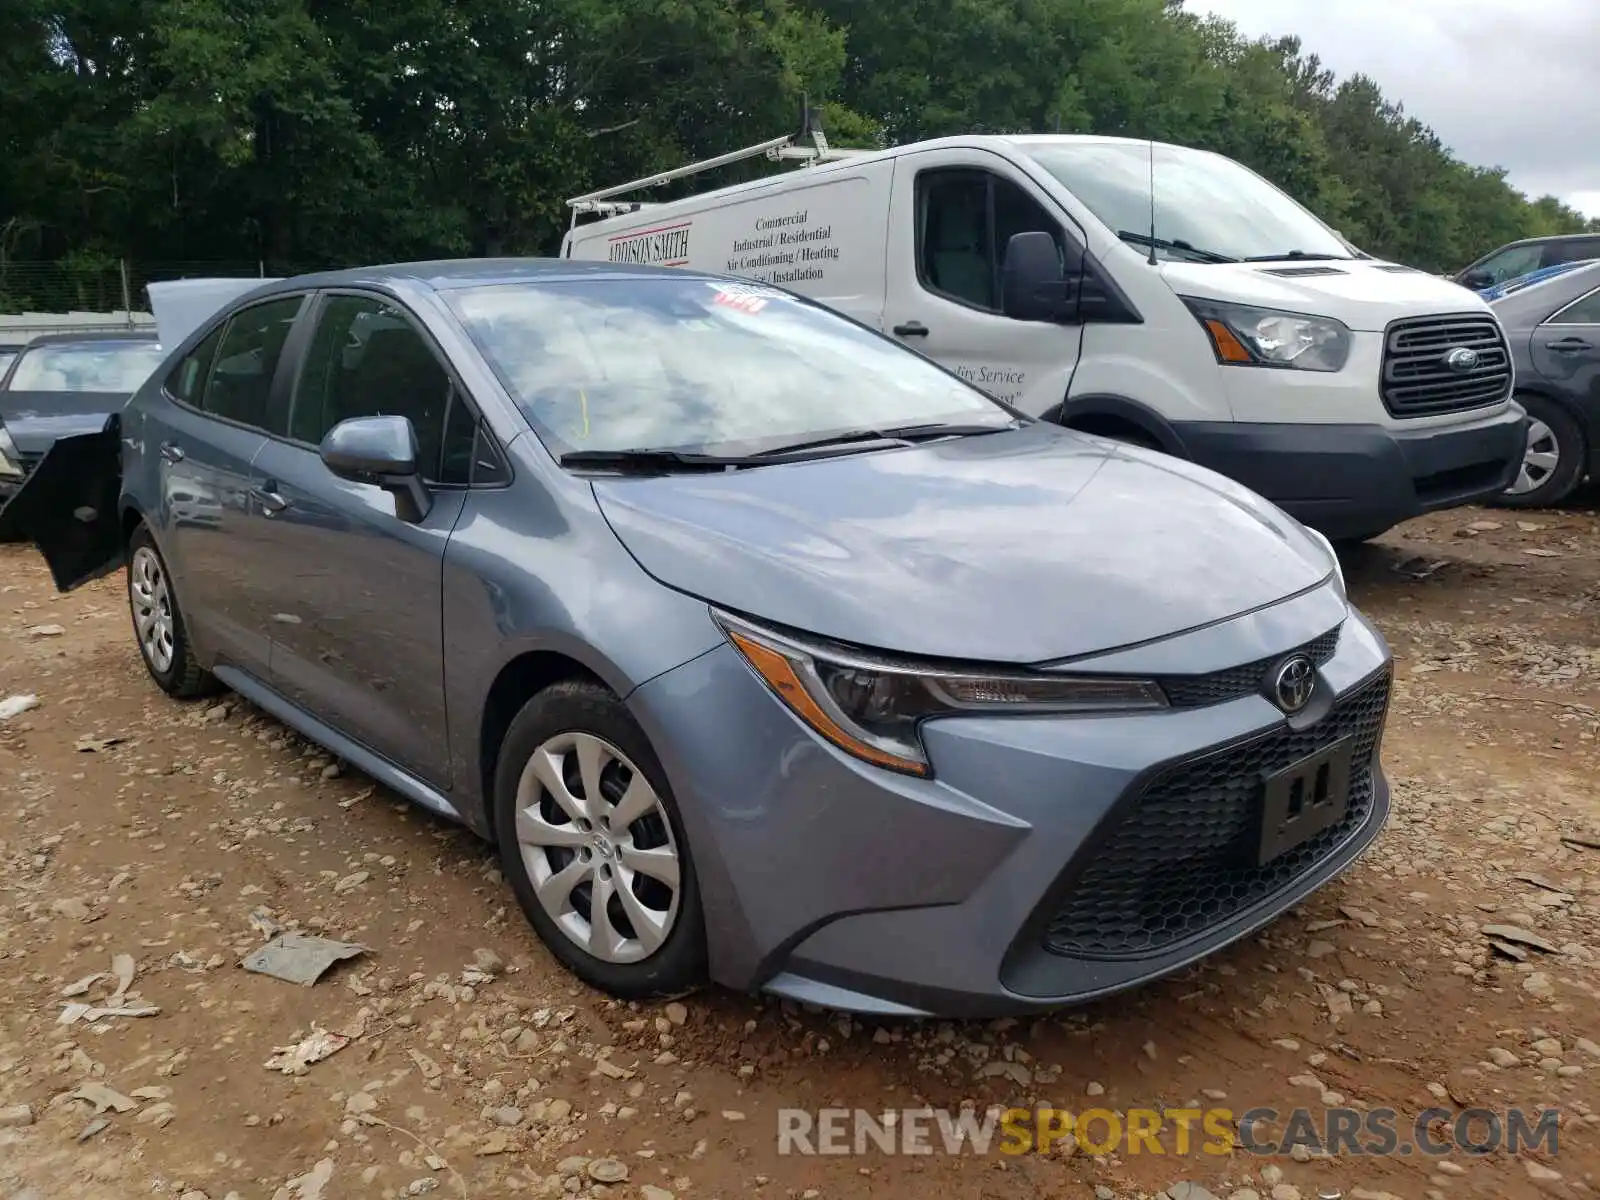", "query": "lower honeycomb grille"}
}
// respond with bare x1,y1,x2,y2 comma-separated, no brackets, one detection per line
1043,671,1390,960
